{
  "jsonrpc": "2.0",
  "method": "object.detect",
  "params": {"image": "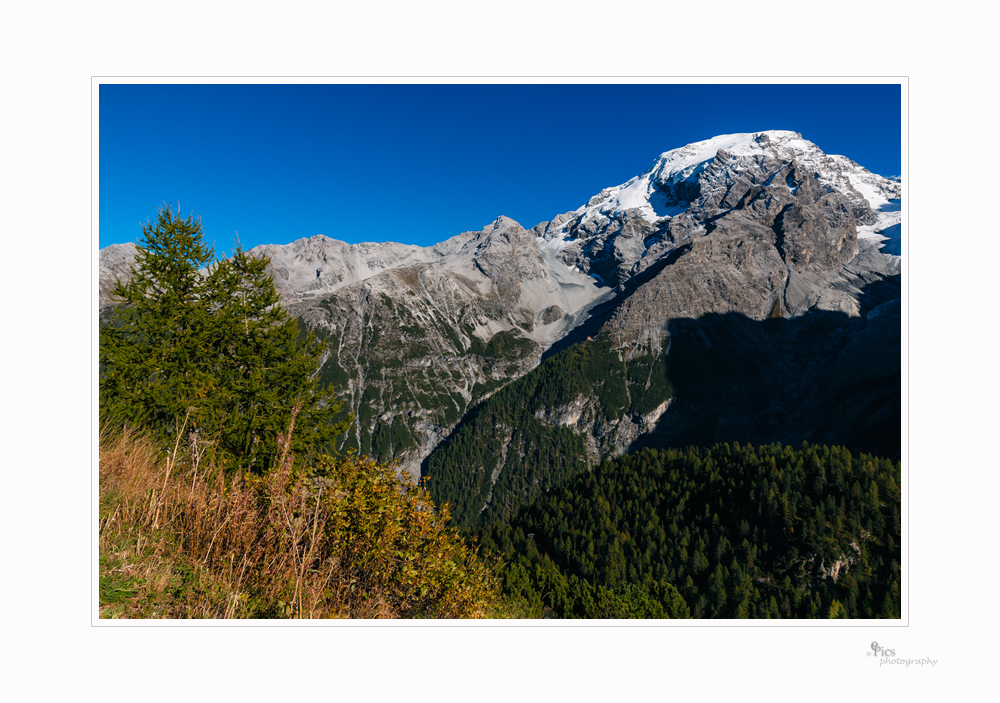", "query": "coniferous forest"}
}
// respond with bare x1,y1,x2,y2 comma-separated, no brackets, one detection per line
424,332,671,527
477,442,900,618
